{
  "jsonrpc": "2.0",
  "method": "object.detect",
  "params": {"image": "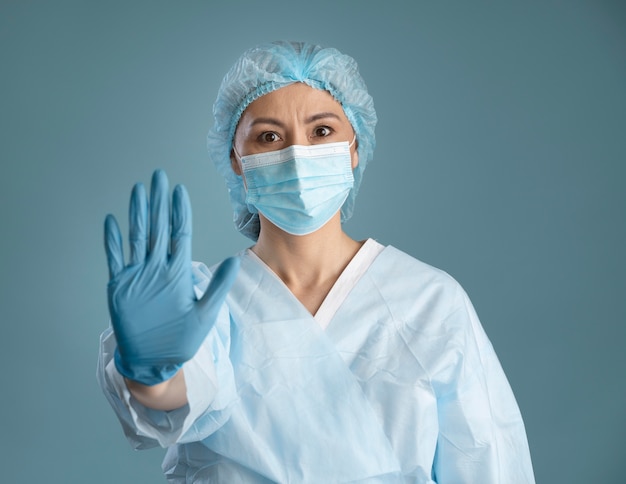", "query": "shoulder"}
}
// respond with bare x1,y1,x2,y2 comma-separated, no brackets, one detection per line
368,245,466,320
369,246,486,381
375,246,453,279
